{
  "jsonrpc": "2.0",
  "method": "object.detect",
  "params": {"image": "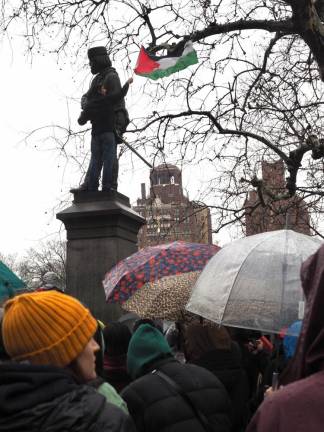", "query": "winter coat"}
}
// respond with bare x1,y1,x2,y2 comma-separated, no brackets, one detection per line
122,324,232,432
122,357,232,432
191,343,250,432
247,370,324,432
82,67,129,136
0,362,136,432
